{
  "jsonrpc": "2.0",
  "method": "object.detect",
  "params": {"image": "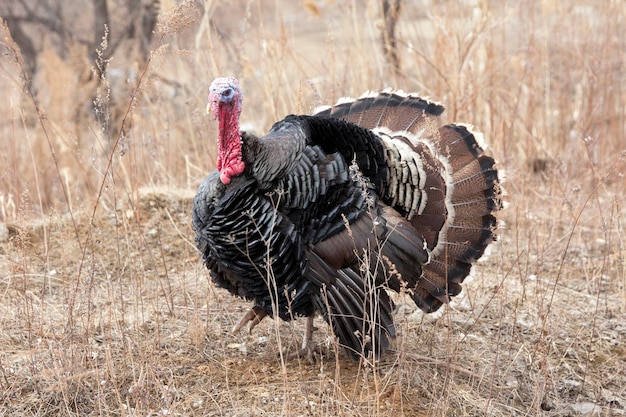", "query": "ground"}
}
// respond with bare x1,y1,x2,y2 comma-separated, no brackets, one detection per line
1,181,625,416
